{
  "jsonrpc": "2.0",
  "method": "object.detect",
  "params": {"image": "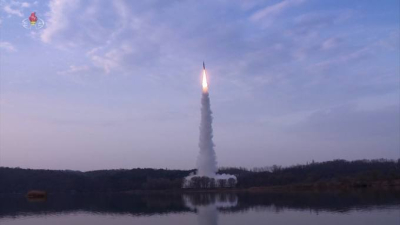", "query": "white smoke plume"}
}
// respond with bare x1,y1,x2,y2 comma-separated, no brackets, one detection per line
183,68,237,188
196,91,217,176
